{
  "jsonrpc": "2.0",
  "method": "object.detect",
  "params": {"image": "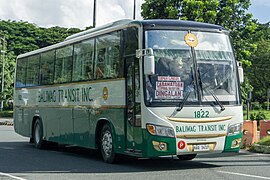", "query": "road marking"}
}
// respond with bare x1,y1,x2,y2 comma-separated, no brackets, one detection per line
217,170,270,180
0,172,26,180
